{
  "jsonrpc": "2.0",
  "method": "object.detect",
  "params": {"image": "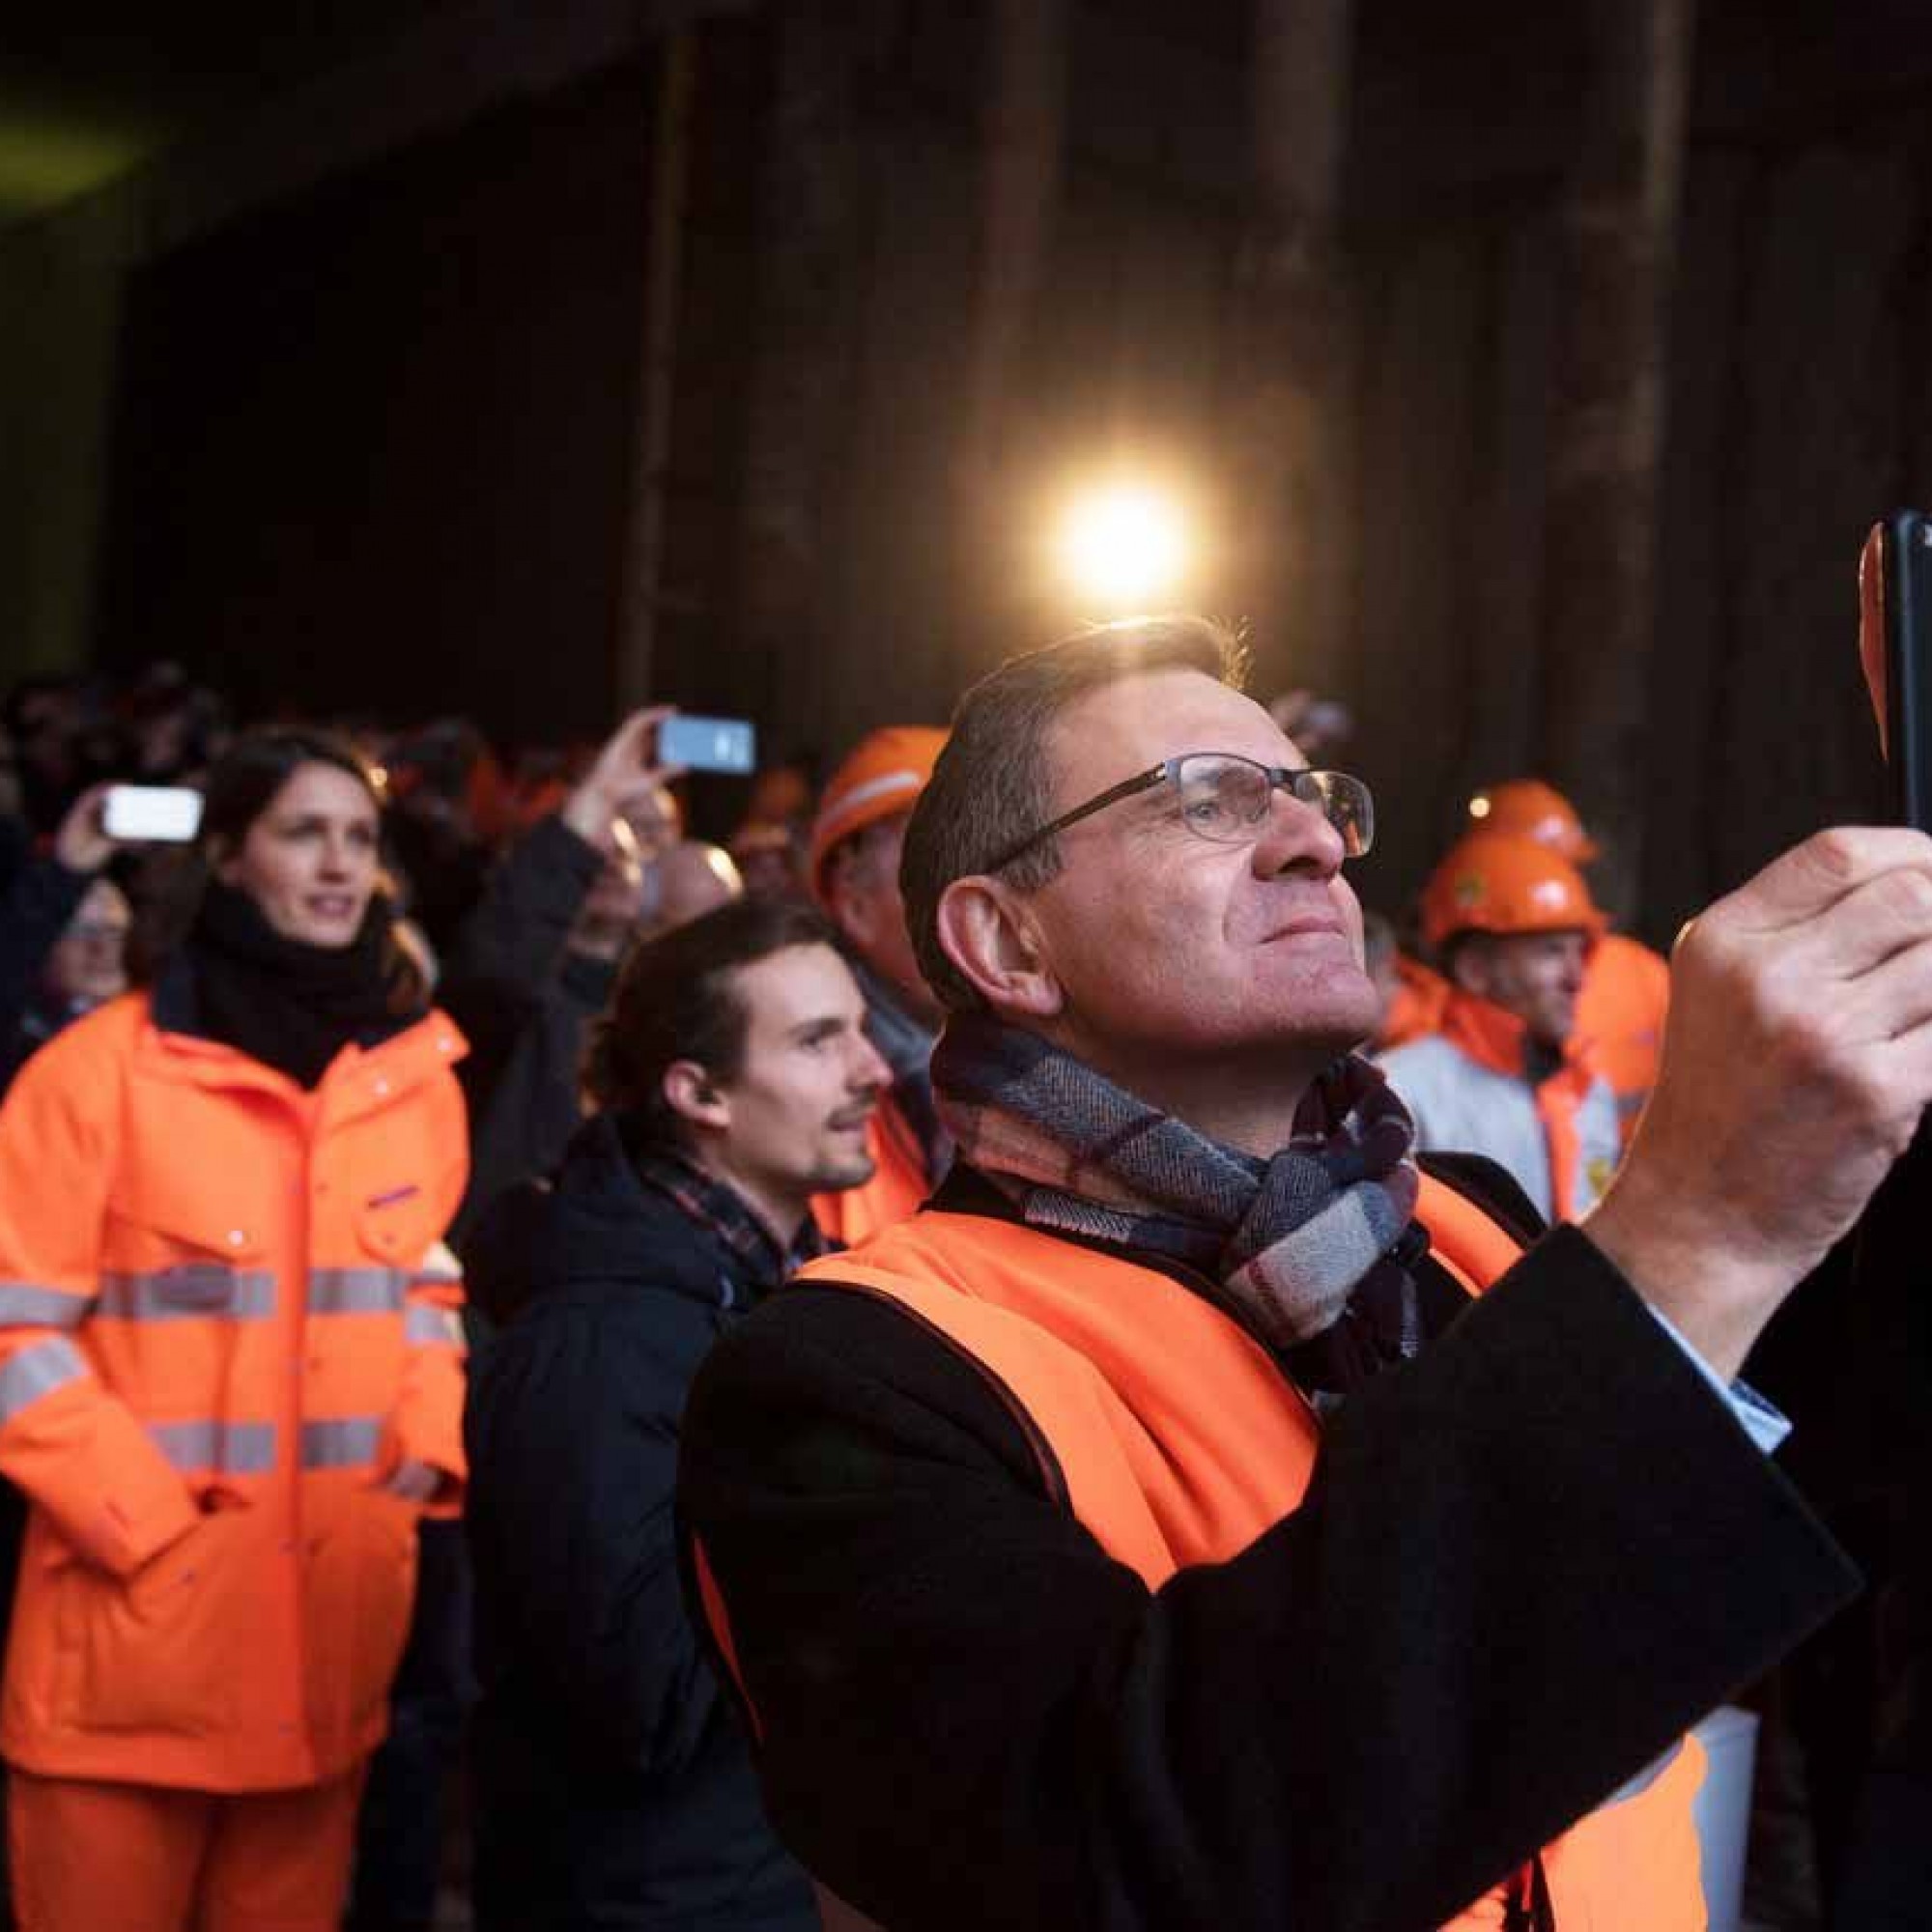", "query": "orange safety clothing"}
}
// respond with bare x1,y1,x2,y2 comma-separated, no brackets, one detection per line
1464,779,1599,864
9,1763,365,1932
1578,929,1671,1140
0,991,469,1793
1420,832,1607,953
1379,950,1452,1050
1381,988,1623,1223
810,1091,932,1248
783,1179,1707,1929
808,726,948,903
